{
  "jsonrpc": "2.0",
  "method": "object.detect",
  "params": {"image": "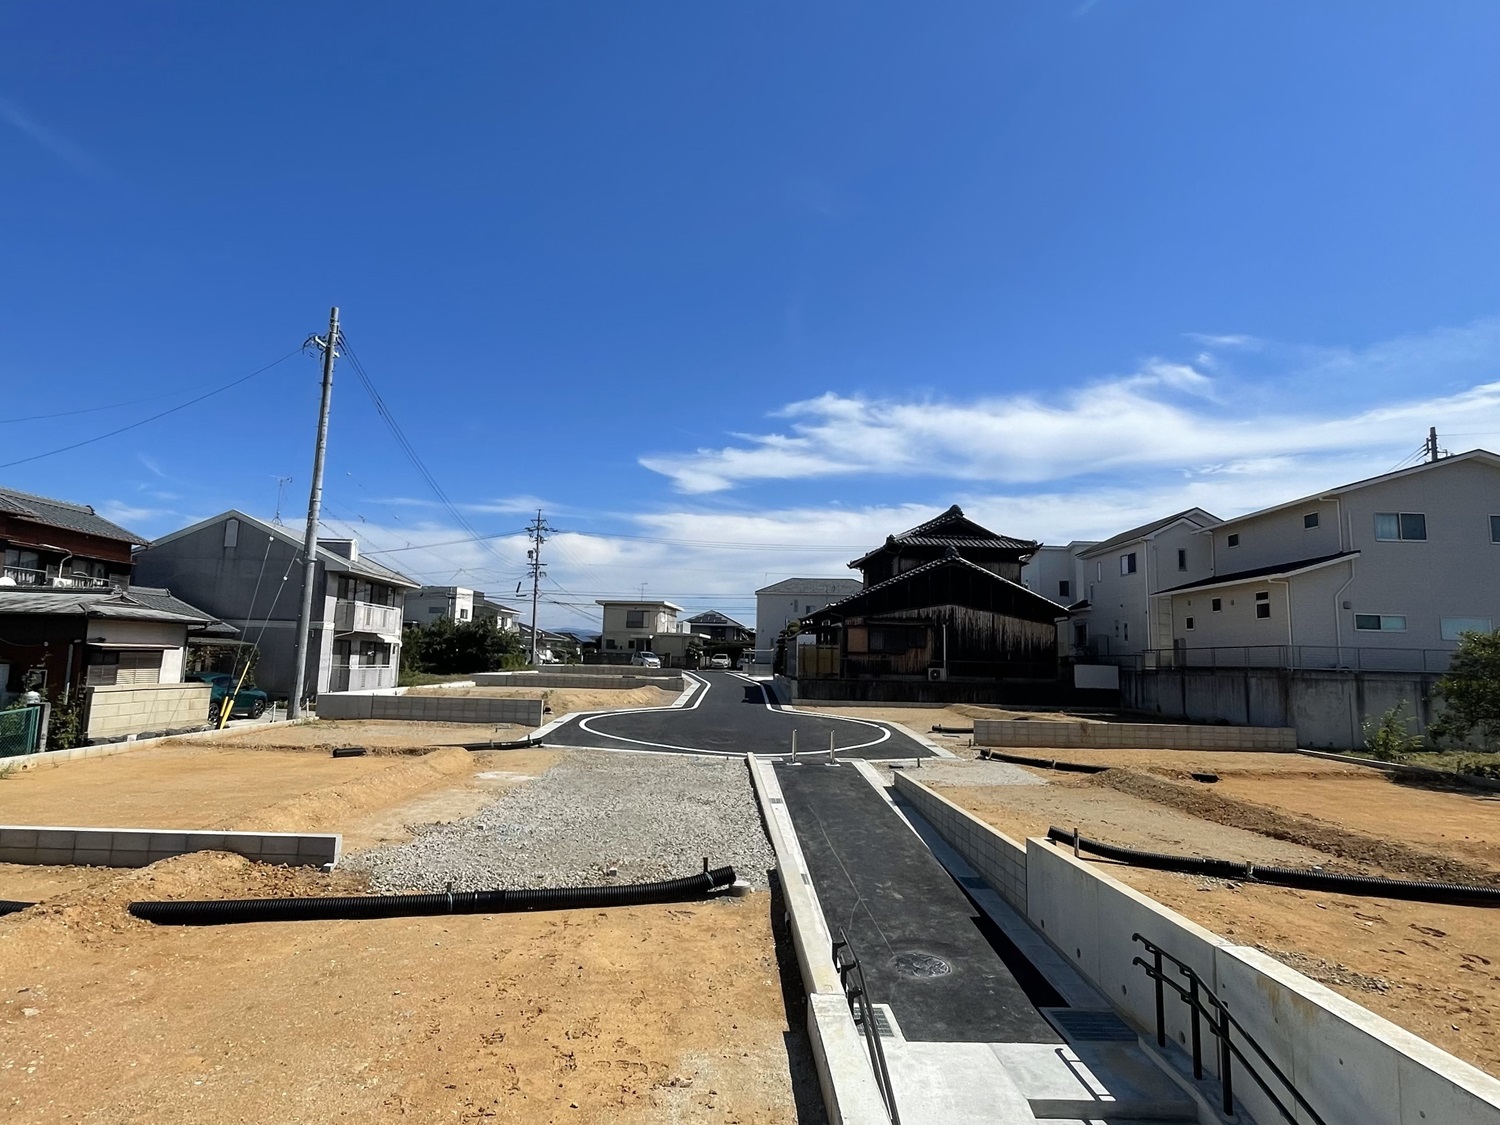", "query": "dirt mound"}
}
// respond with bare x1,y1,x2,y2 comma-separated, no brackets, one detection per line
1087,768,1500,887
0,852,366,942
